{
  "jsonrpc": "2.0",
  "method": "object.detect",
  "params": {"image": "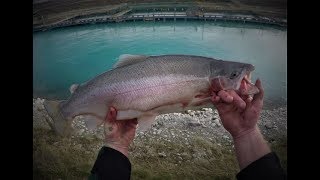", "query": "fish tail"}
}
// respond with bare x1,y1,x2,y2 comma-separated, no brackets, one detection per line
43,100,73,137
